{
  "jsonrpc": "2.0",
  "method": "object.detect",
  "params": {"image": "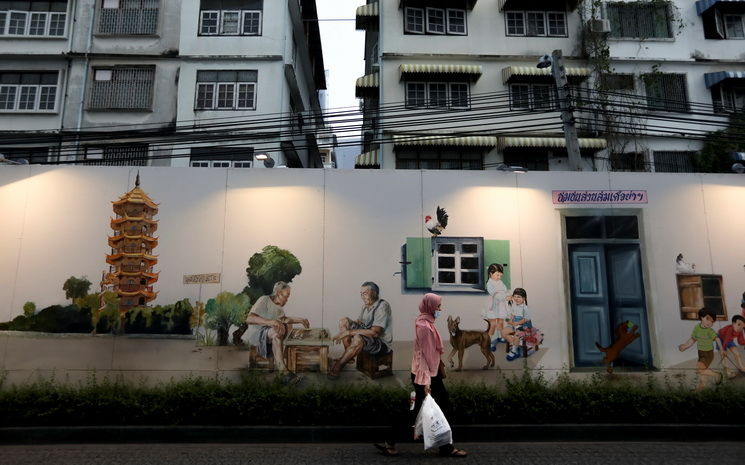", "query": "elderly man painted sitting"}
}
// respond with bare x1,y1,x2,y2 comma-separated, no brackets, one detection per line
245,281,309,373
327,281,393,380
